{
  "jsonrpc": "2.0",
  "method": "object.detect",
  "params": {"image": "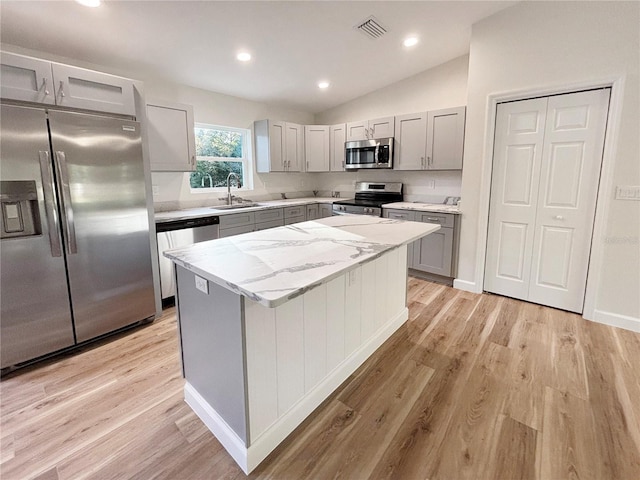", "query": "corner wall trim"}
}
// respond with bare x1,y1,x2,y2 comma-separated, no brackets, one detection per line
453,278,481,294
587,309,640,333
